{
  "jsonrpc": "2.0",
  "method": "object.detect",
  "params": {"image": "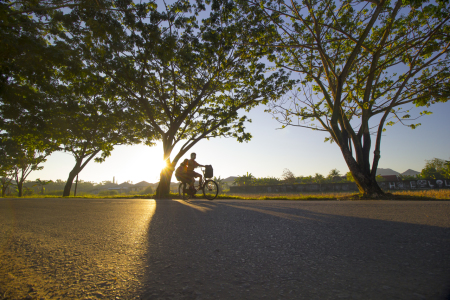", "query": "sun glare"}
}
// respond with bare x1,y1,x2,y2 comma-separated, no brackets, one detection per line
159,159,168,171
